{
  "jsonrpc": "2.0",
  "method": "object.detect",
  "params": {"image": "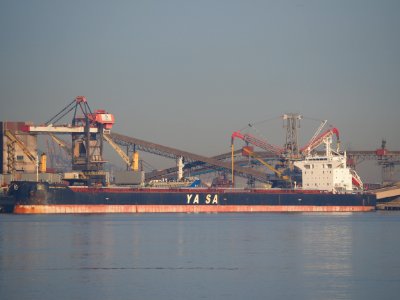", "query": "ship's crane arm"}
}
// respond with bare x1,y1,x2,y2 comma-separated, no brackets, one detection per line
231,131,284,186
304,120,327,152
232,131,284,155
301,127,340,156
242,147,290,181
